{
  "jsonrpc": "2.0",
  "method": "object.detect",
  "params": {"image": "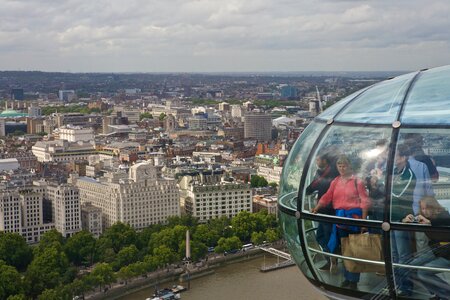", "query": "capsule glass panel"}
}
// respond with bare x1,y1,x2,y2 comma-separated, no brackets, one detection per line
402,66,450,125
301,124,391,223
279,121,325,211
391,228,450,299
335,73,416,124
390,128,450,223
